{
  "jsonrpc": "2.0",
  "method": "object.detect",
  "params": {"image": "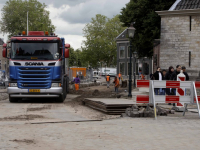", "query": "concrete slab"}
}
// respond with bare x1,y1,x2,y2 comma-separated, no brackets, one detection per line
0,99,96,125
84,98,136,105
